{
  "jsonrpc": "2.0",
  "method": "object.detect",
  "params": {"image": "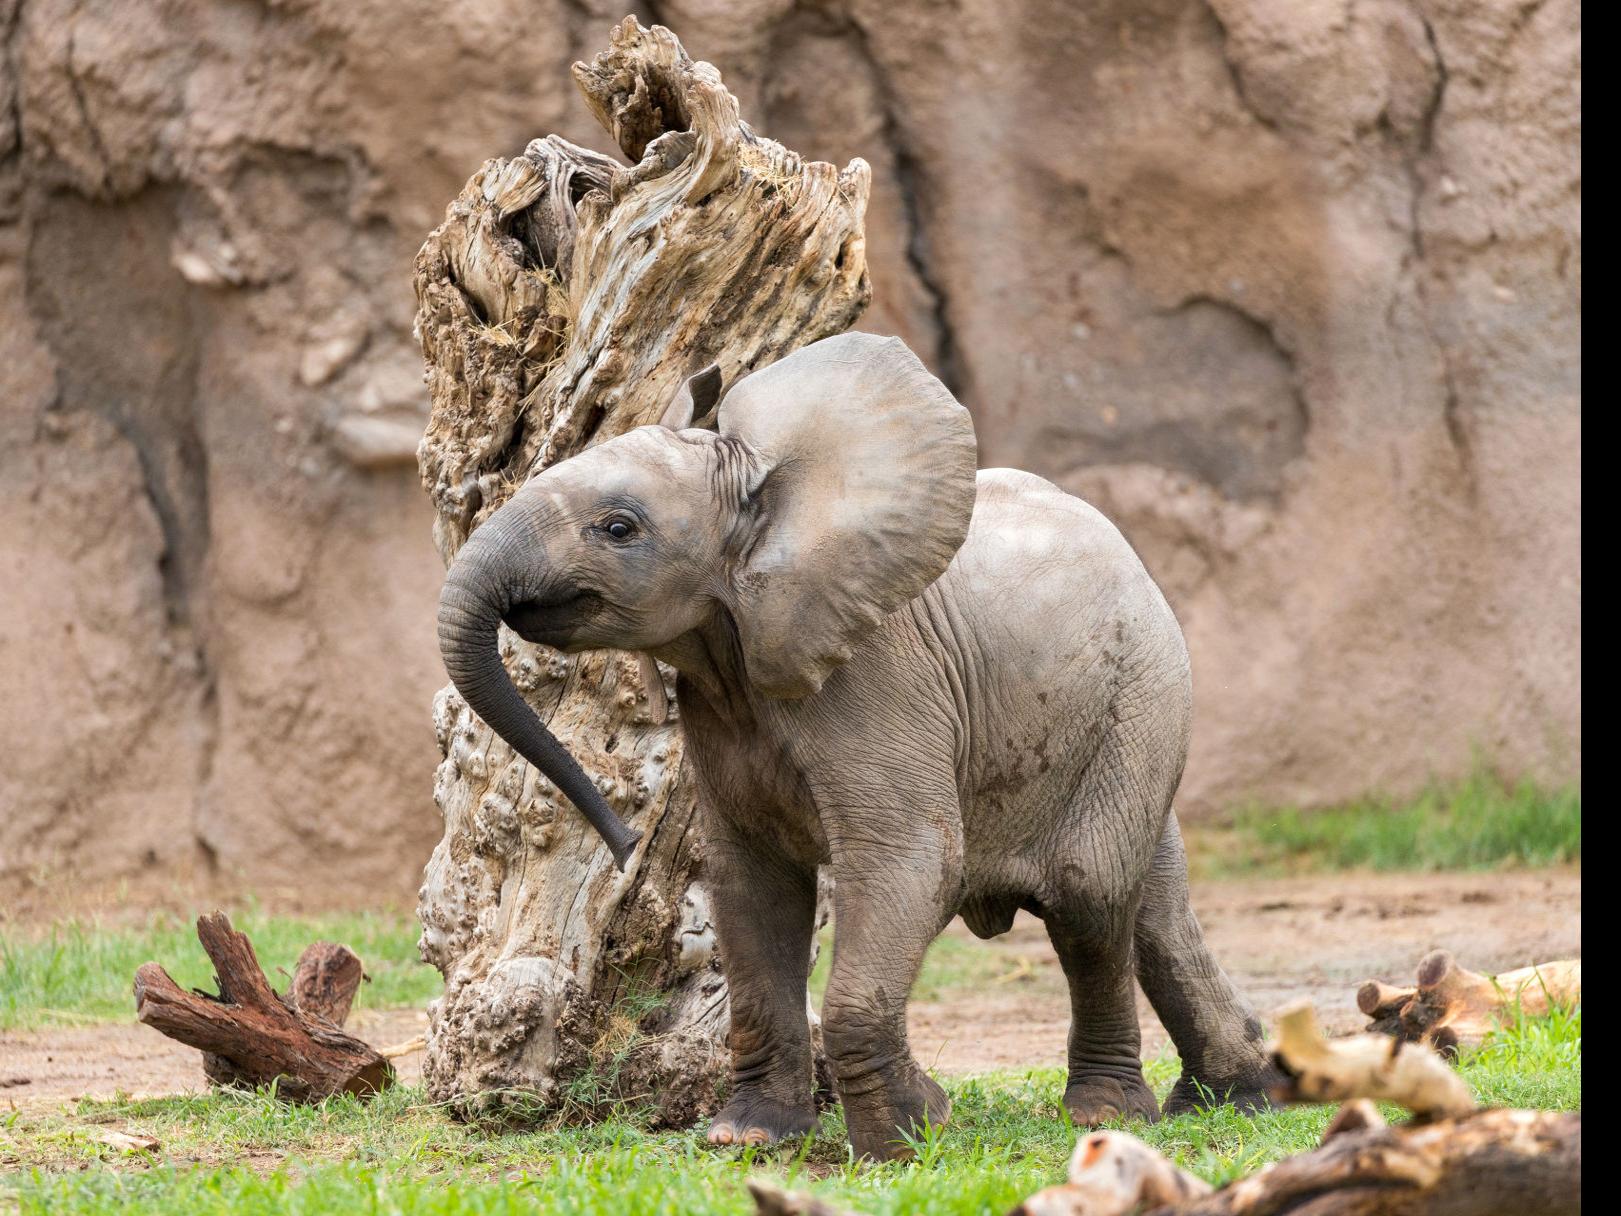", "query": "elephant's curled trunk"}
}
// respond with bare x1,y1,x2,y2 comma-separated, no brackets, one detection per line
437,526,643,871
